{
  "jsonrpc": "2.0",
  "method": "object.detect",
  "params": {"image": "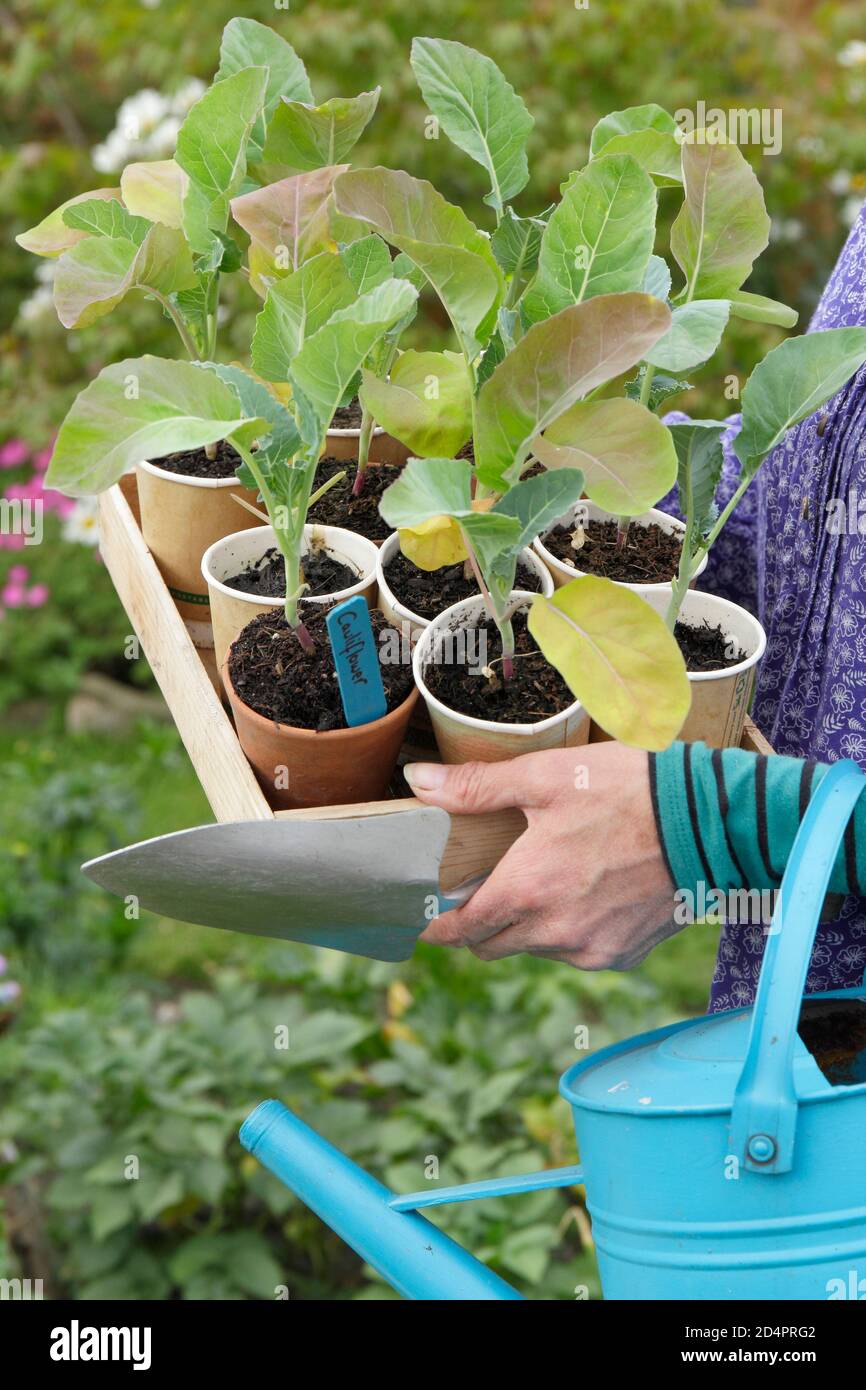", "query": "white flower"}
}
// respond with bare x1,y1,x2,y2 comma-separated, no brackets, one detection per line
116,89,169,142
828,170,852,195
771,217,803,243
17,260,57,324
838,40,866,67
61,498,101,547
172,78,206,112
842,196,863,227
